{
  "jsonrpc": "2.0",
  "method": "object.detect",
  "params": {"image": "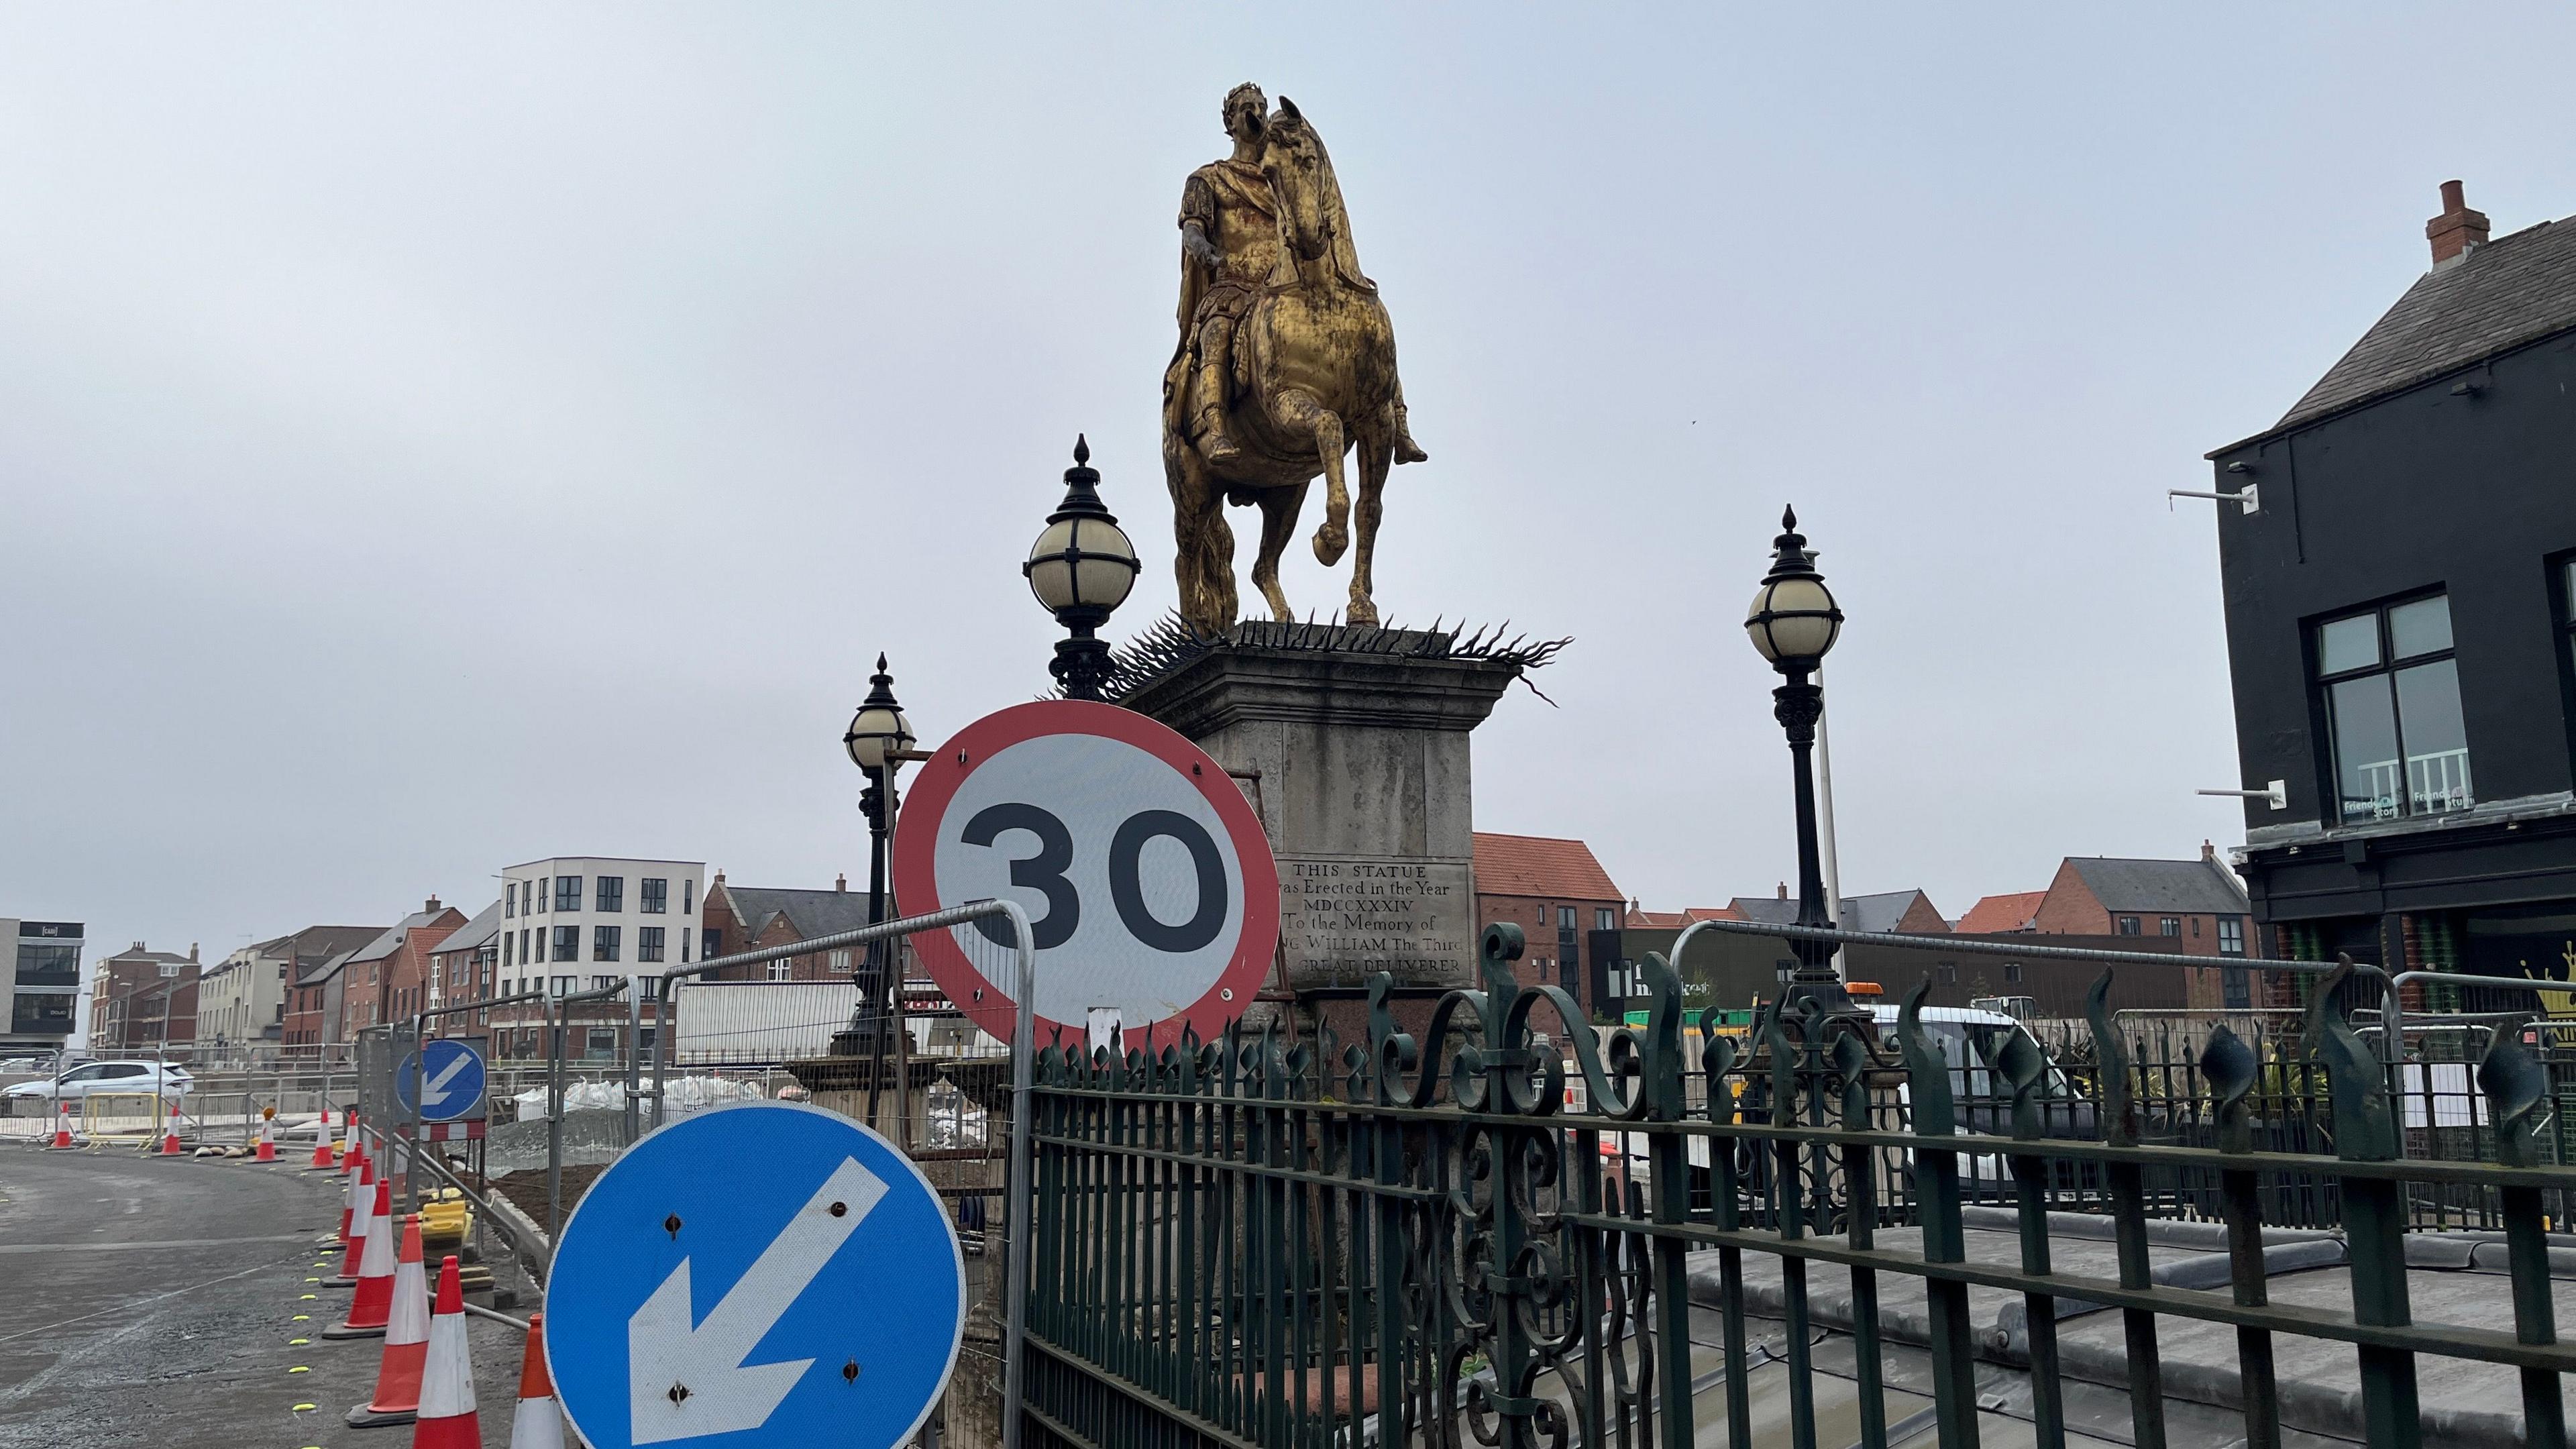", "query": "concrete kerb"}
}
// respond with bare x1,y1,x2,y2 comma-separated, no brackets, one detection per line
480,1180,553,1288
